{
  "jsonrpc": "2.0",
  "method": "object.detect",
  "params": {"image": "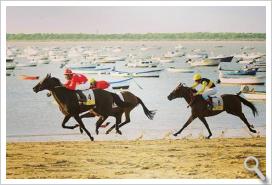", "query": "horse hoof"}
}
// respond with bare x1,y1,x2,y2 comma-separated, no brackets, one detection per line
96,130,99,135
105,131,110,135
173,133,178,137
206,136,212,139
117,130,122,135
90,137,94,141
251,129,257,133
80,129,83,134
